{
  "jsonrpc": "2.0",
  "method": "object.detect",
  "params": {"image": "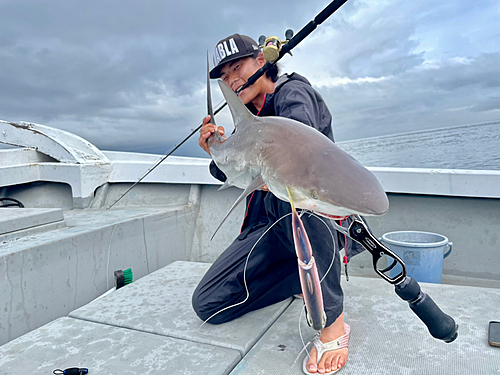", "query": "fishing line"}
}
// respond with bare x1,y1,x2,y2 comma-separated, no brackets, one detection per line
199,207,335,328
199,212,293,328
107,0,351,207
199,207,340,373
199,209,337,325
291,306,312,372
107,60,261,210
